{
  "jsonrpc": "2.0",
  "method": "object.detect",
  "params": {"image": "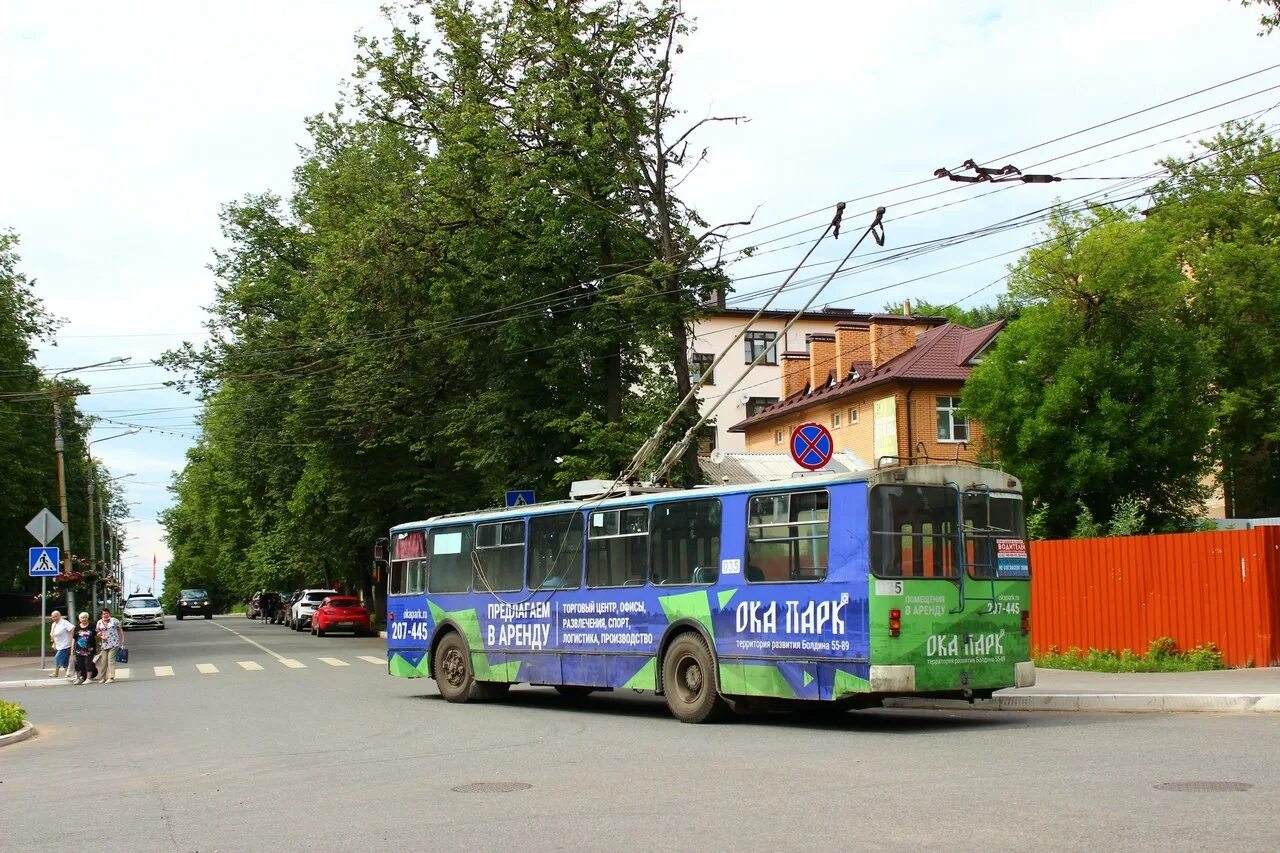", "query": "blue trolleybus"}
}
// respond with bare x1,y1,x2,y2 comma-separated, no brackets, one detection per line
384,462,1035,723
